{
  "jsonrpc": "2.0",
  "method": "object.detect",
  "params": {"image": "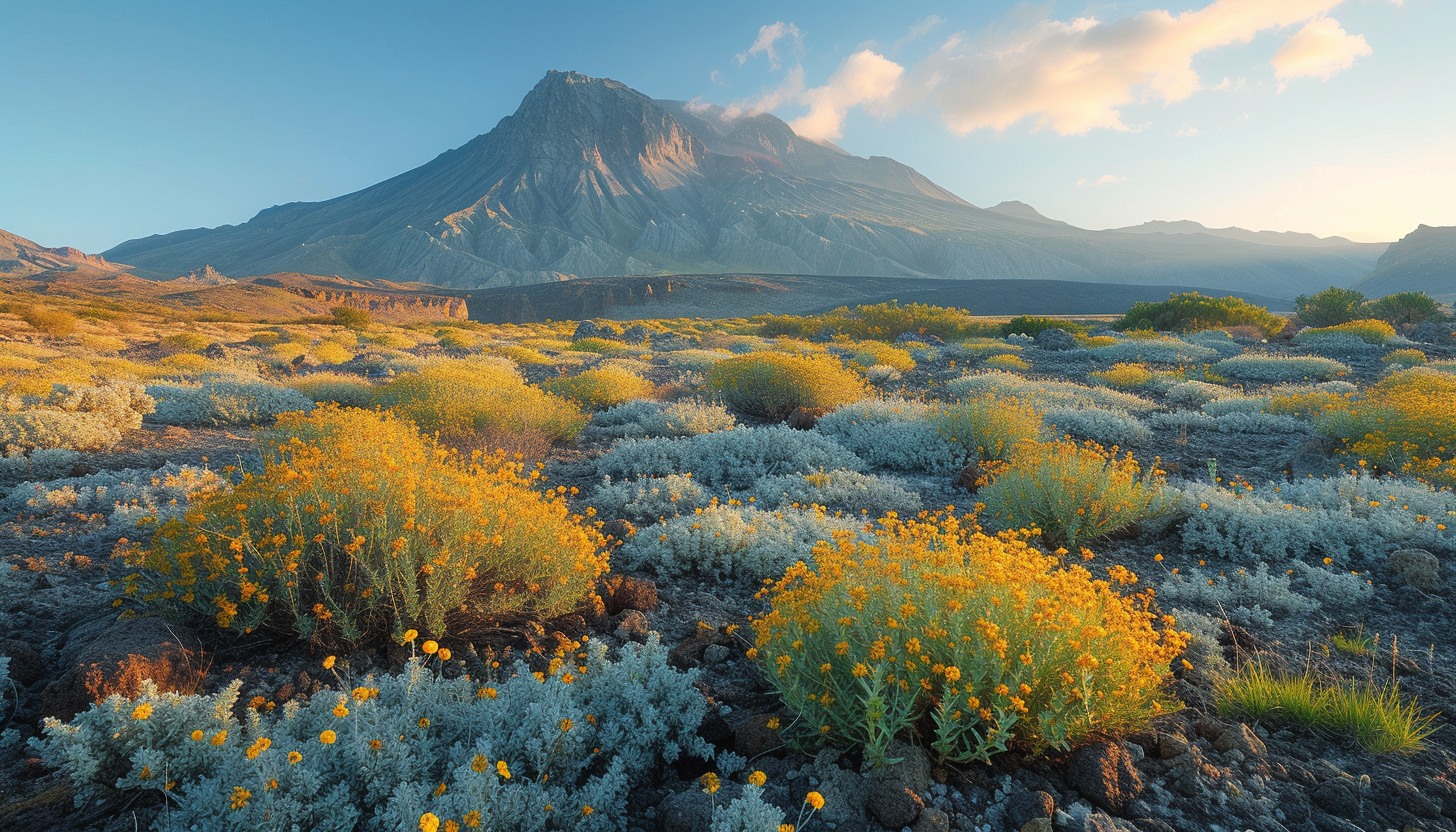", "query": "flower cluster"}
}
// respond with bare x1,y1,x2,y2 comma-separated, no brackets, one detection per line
750,513,1185,767
119,406,607,644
